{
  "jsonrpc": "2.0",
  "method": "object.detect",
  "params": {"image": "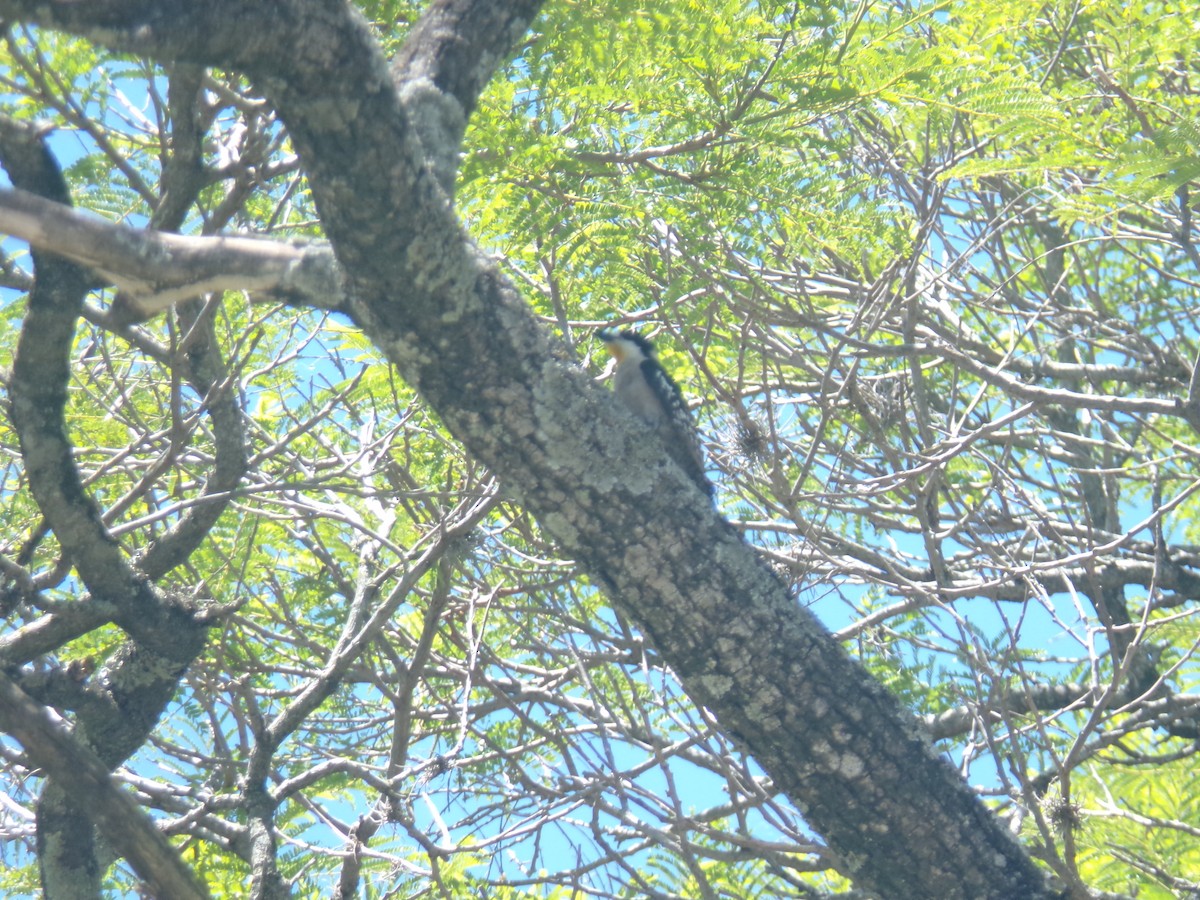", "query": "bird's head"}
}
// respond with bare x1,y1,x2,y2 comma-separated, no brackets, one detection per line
596,327,653,363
